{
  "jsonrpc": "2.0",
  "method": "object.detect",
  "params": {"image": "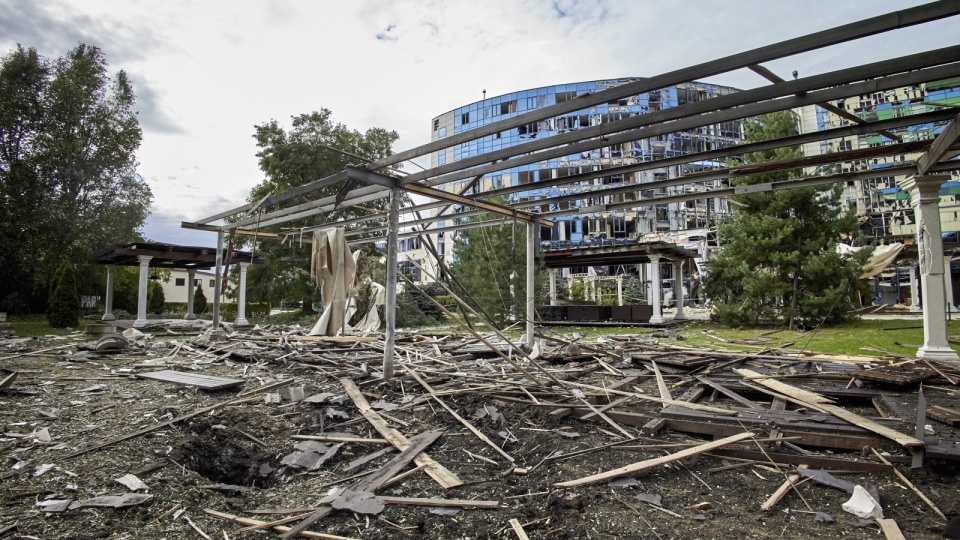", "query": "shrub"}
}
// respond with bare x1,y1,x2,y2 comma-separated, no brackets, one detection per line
47,261,79,328
193,284,208,314
147,281,165,314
